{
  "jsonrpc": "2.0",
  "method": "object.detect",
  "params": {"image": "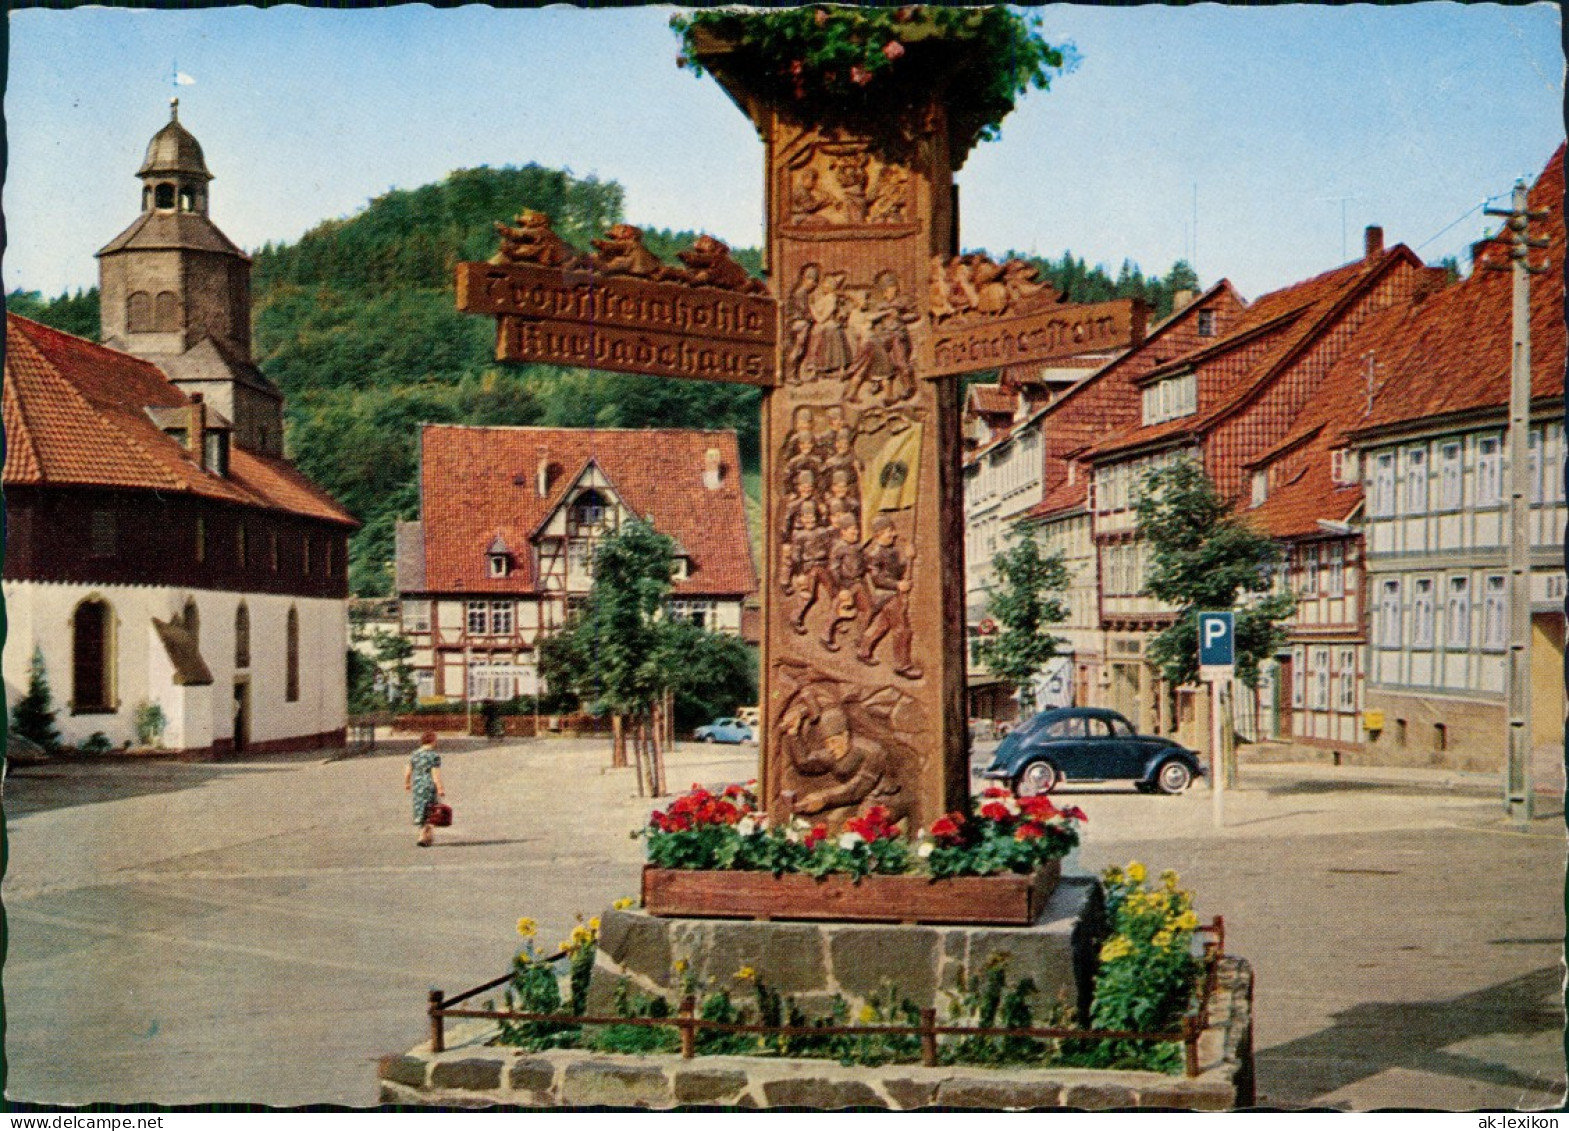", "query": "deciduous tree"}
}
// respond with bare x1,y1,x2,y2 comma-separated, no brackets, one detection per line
1135,459,1294,689
975,527,1071,714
